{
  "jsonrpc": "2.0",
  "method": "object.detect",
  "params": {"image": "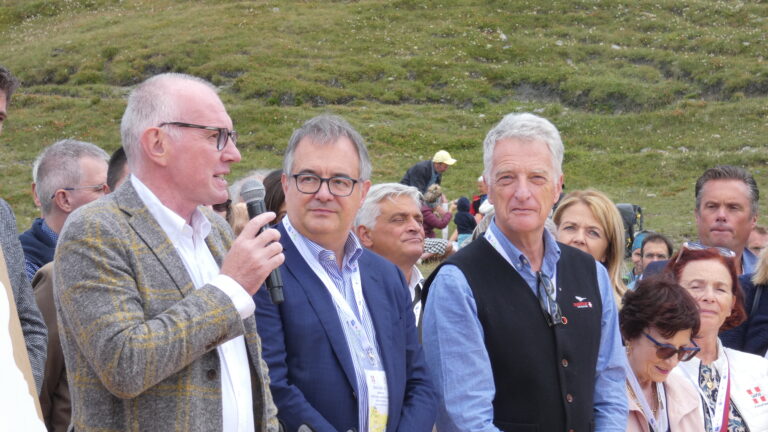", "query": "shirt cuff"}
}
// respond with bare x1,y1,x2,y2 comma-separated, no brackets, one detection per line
212,274,255,319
